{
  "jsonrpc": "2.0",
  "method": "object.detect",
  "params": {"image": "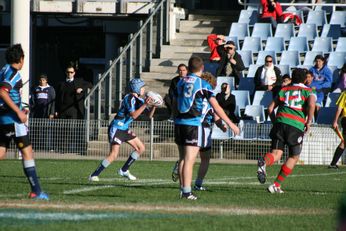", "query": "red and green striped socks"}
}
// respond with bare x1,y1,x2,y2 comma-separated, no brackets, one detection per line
274,164,292,187
264,153,275,166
